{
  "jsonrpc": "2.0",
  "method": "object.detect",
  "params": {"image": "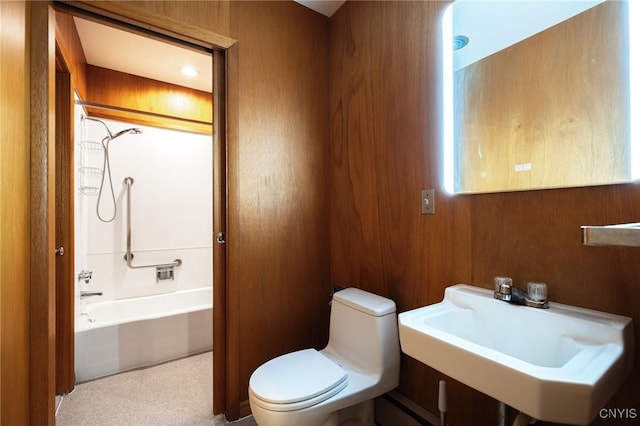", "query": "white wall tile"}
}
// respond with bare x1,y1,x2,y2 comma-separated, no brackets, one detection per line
75,114,213,302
